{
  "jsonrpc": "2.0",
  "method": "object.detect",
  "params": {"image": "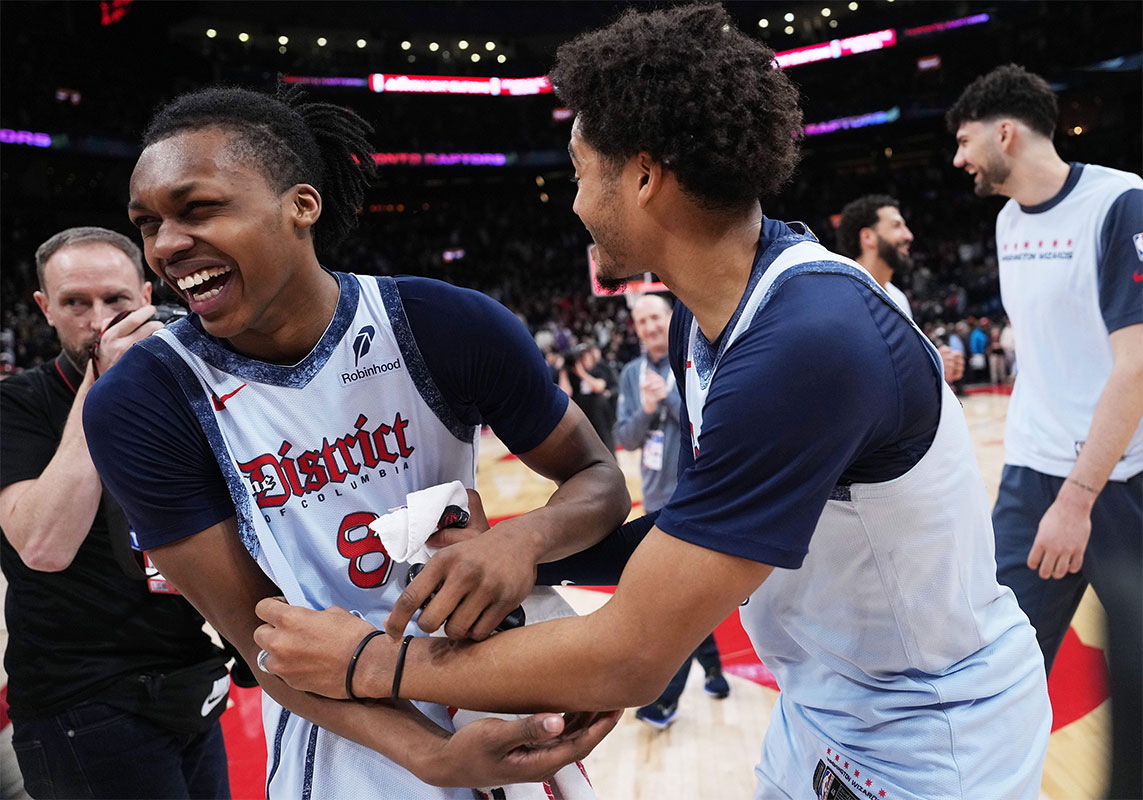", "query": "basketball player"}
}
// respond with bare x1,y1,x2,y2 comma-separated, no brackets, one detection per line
254,7,1052,798
83,85,627,797
947,62,1142,668
835,194,964,382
